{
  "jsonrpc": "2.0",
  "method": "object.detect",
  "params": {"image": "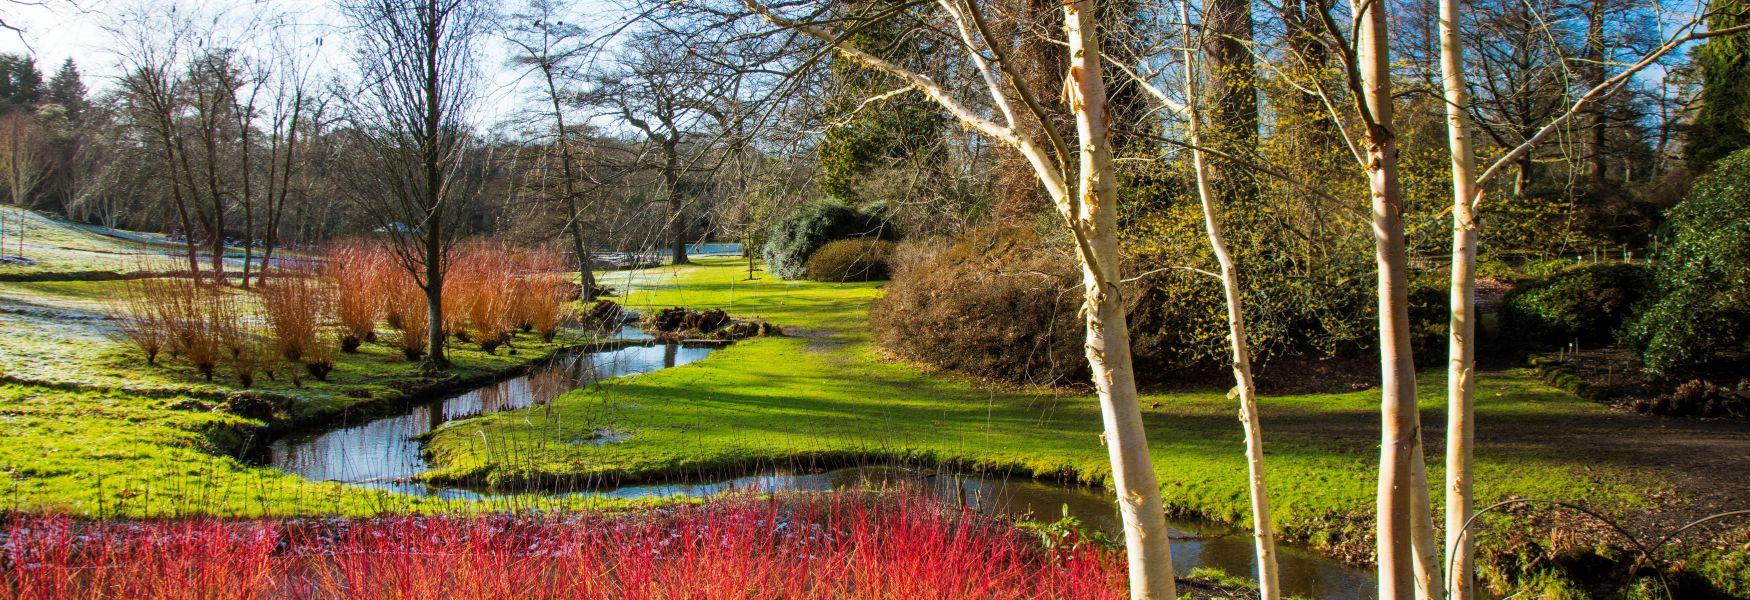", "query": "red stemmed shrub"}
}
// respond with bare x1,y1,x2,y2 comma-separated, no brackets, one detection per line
2,492,1124,599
